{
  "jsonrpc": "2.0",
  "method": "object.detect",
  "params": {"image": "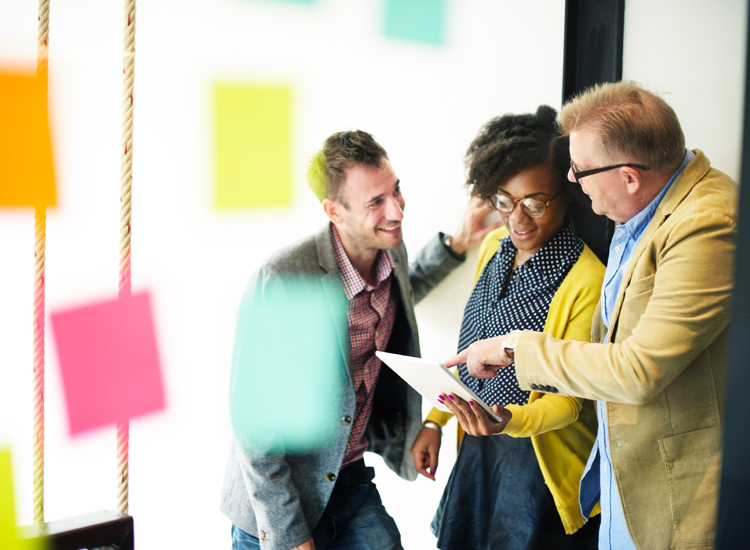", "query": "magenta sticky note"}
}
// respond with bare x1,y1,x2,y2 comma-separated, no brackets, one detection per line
51,291,165,435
